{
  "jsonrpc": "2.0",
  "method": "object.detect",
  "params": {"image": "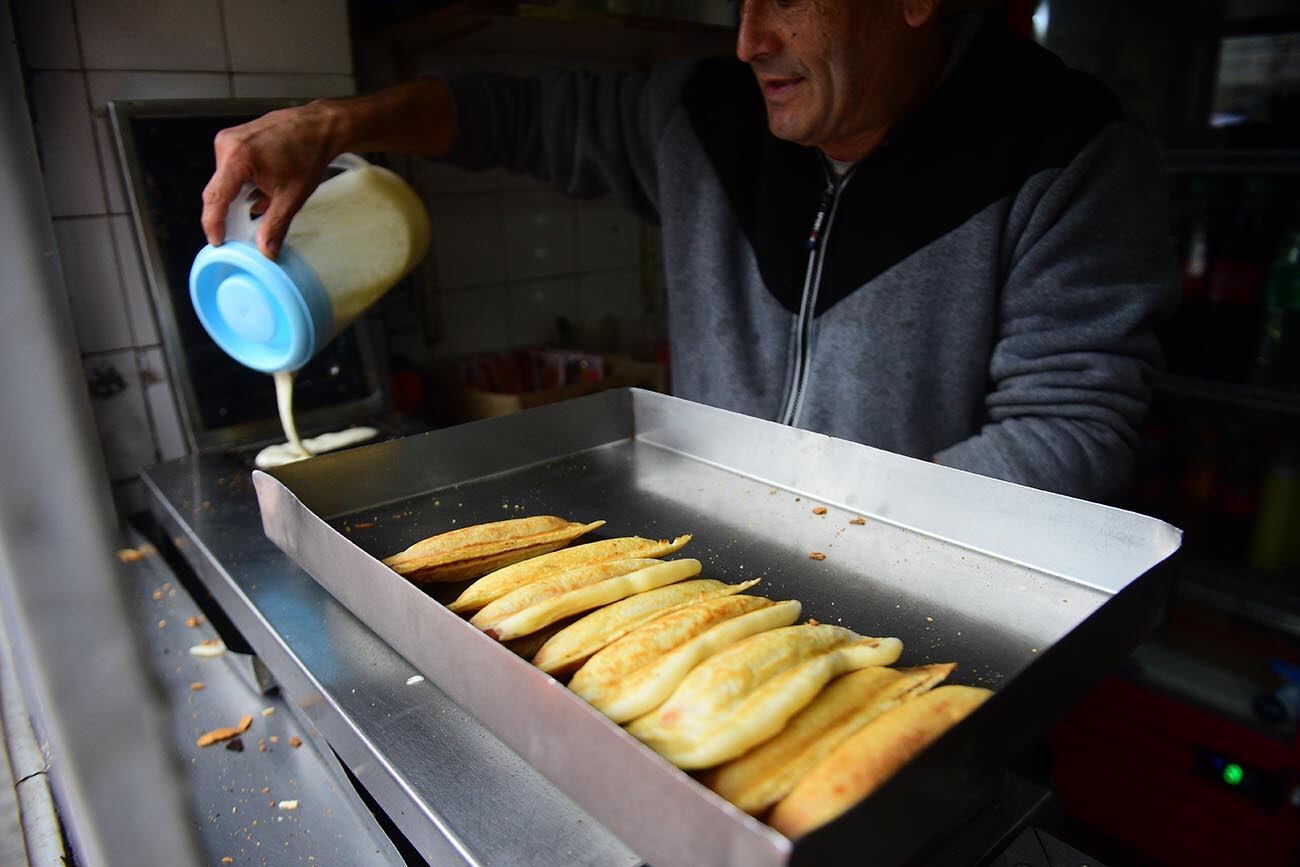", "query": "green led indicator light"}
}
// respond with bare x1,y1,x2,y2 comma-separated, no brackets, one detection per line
1223,763,1244,786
